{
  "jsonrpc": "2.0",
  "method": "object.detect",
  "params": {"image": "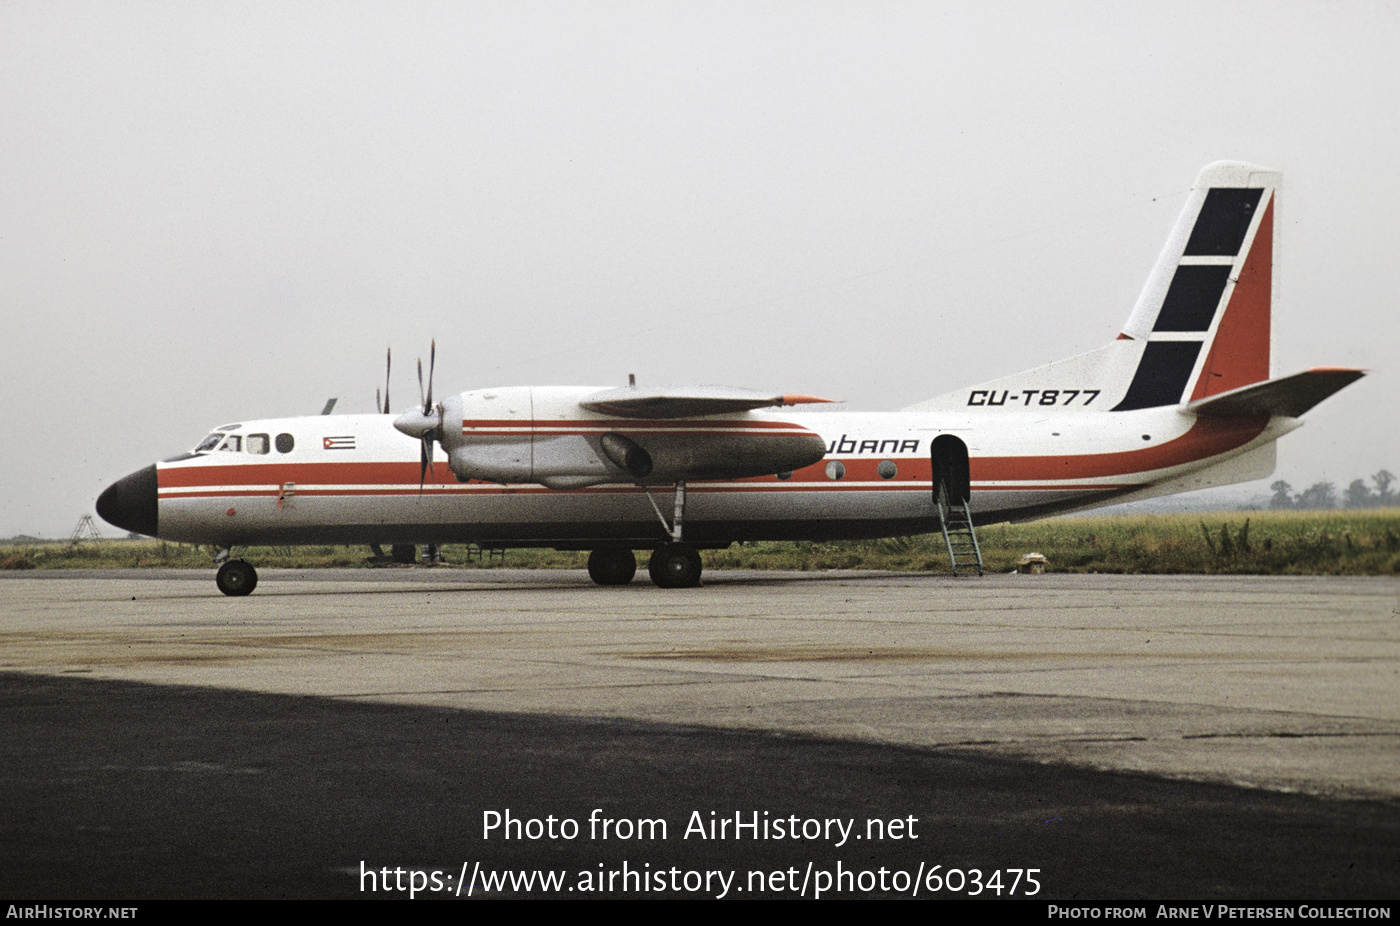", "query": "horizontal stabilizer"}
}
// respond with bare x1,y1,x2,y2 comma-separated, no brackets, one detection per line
580,386,834,419
1185,367,1364,418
